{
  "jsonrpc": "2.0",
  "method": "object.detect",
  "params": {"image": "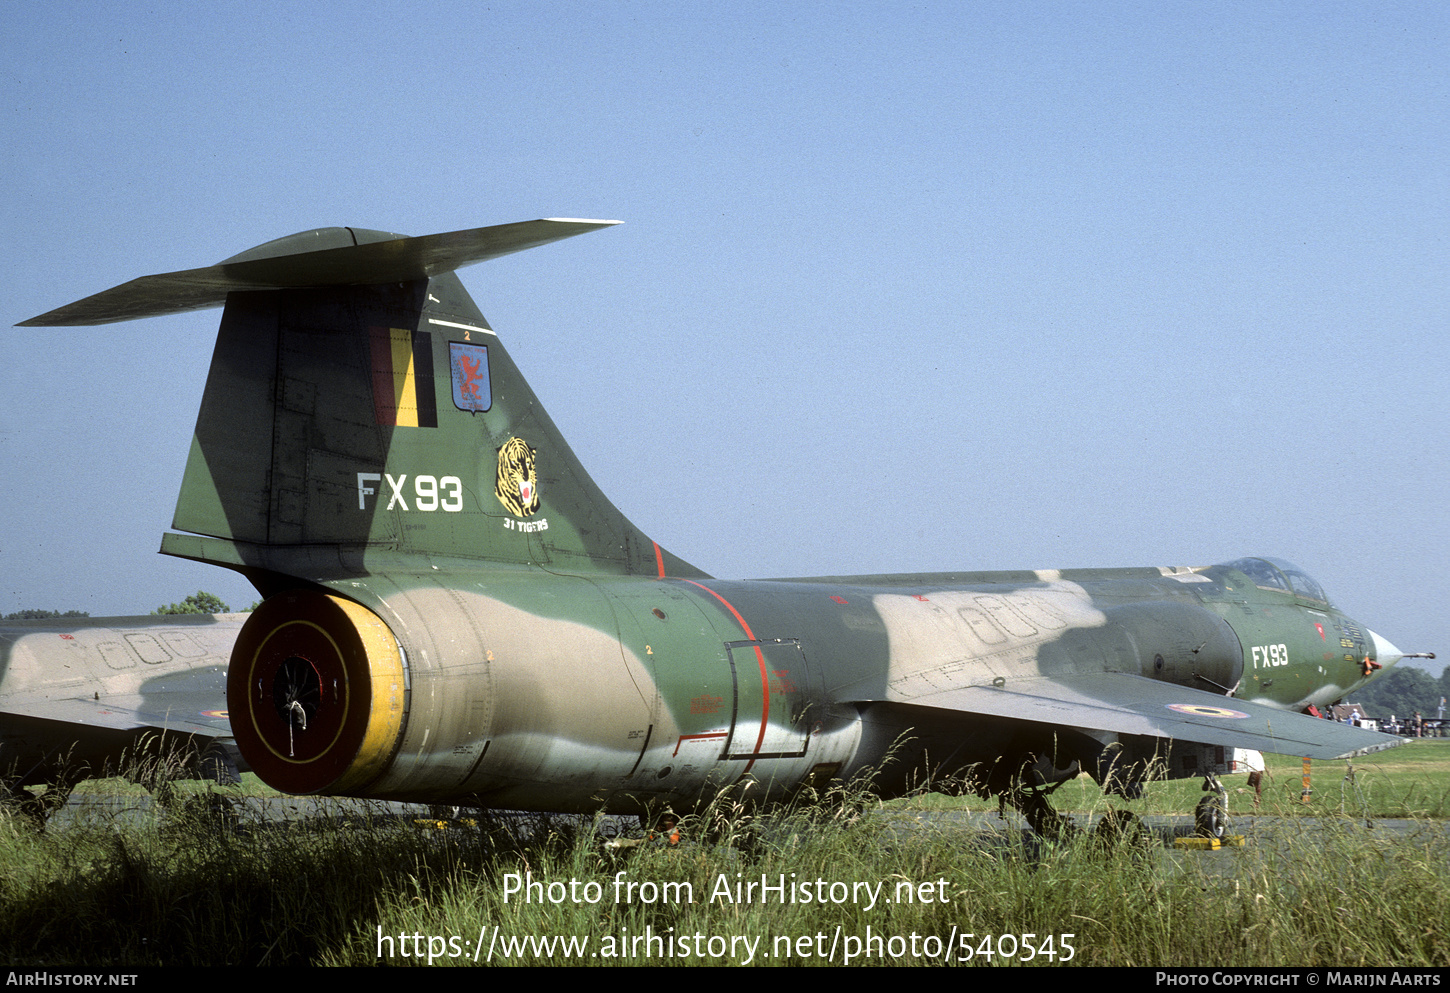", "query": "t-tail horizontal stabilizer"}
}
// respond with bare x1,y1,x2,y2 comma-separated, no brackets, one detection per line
20,218,704,590
18,219,620,327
